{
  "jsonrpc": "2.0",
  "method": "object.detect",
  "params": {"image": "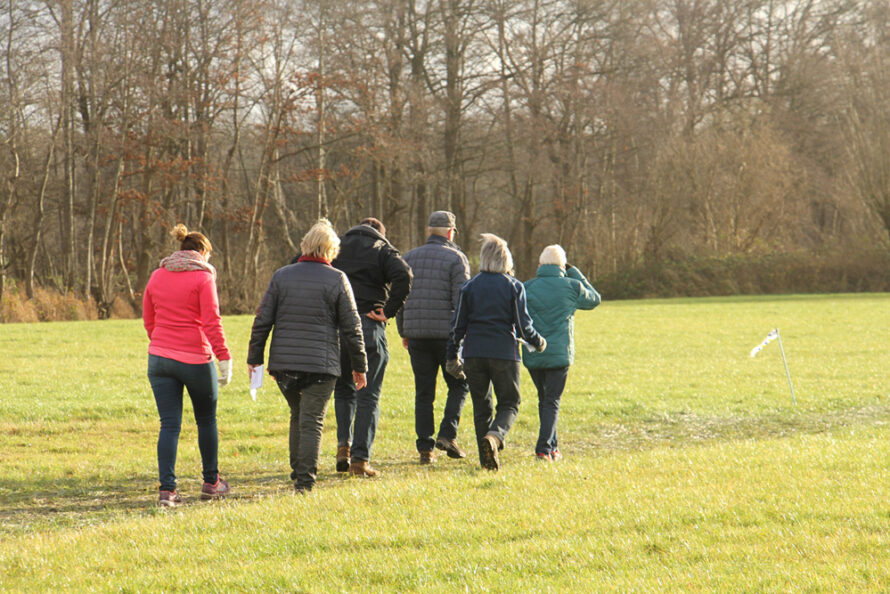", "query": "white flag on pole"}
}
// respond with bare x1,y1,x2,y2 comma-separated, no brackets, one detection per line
750,329,779,357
